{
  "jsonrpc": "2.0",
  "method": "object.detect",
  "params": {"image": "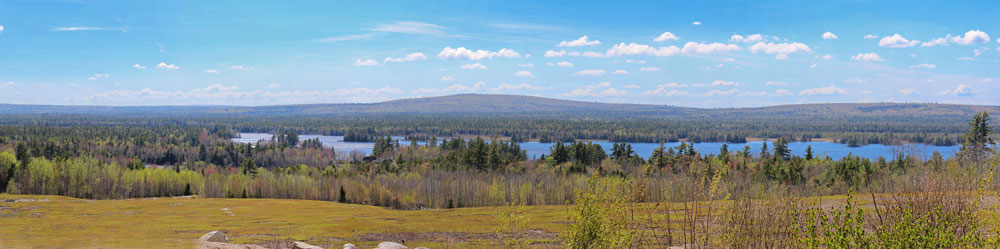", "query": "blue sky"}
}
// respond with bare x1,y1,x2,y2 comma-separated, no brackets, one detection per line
0,0,998,107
